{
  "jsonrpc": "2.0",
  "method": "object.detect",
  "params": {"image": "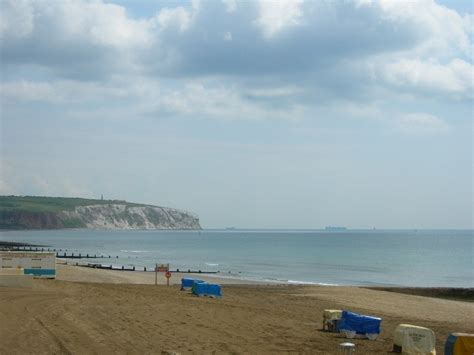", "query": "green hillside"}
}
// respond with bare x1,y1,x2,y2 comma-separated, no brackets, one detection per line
0,196,148,213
